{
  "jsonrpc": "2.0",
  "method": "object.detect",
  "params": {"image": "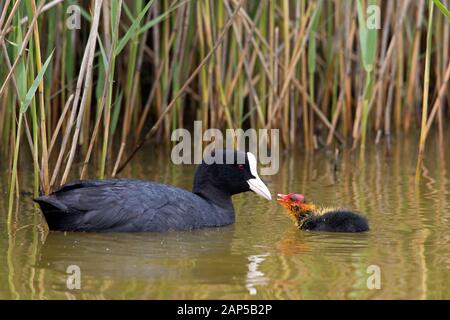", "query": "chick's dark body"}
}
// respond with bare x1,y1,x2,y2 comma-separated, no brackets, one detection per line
301,210,369,232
